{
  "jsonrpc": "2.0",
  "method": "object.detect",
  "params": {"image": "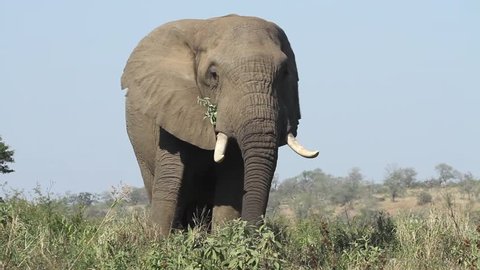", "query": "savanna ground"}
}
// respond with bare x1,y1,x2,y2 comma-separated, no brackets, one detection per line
2,166,480,269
